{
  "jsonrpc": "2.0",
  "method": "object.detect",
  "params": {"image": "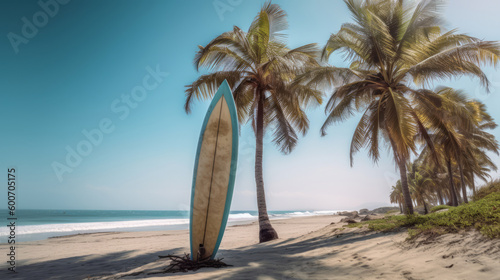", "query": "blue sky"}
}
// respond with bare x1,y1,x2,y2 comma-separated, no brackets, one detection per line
1,0,499,211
